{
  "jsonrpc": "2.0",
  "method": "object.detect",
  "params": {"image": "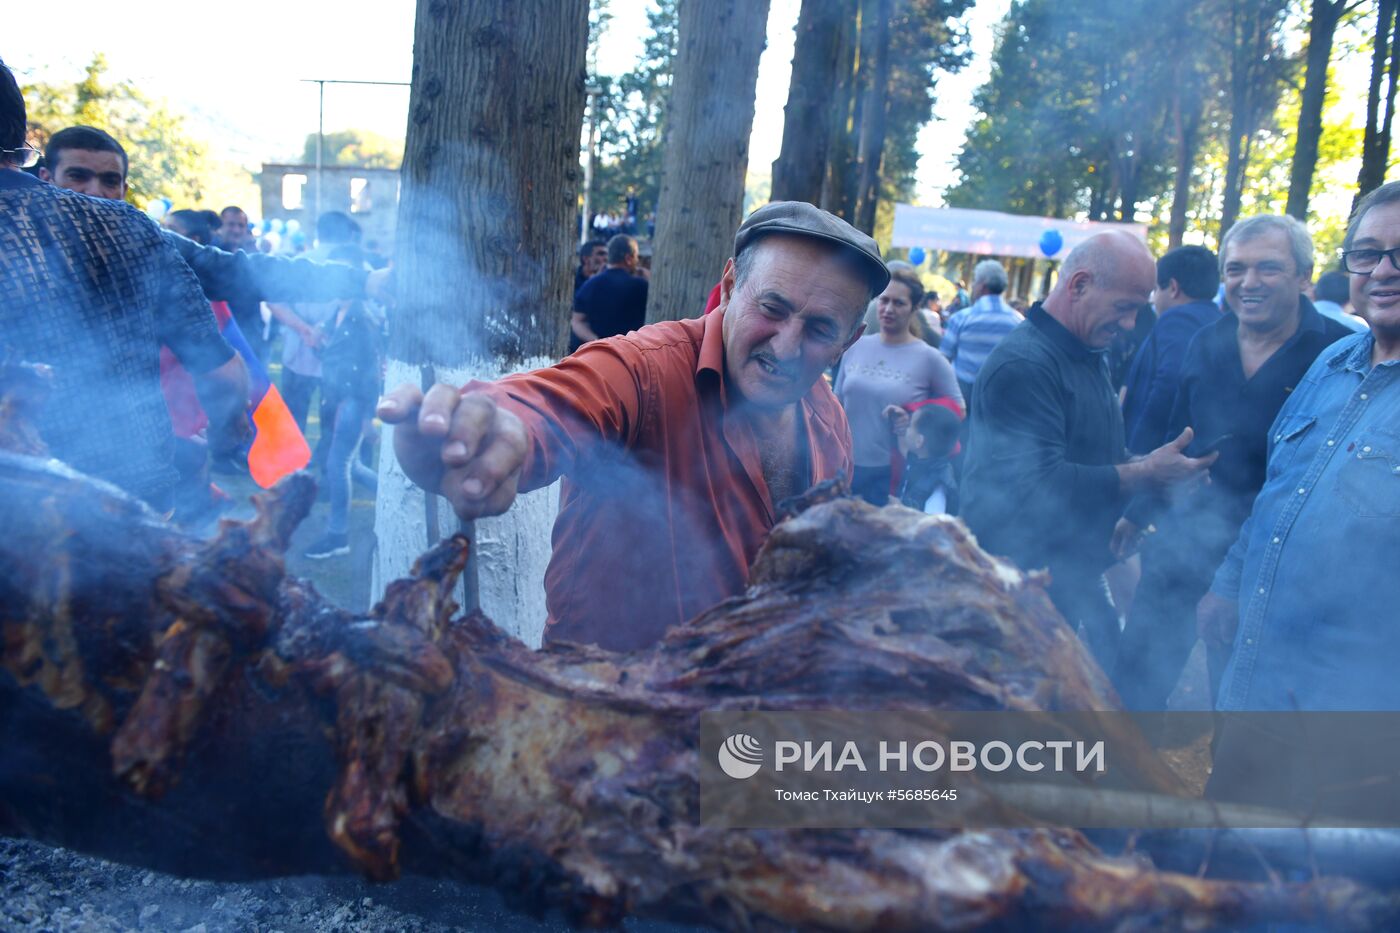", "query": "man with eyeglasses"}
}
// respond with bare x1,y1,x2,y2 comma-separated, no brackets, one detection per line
1200,183,1400,711
1113,216,1352,710
0,59,248,510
